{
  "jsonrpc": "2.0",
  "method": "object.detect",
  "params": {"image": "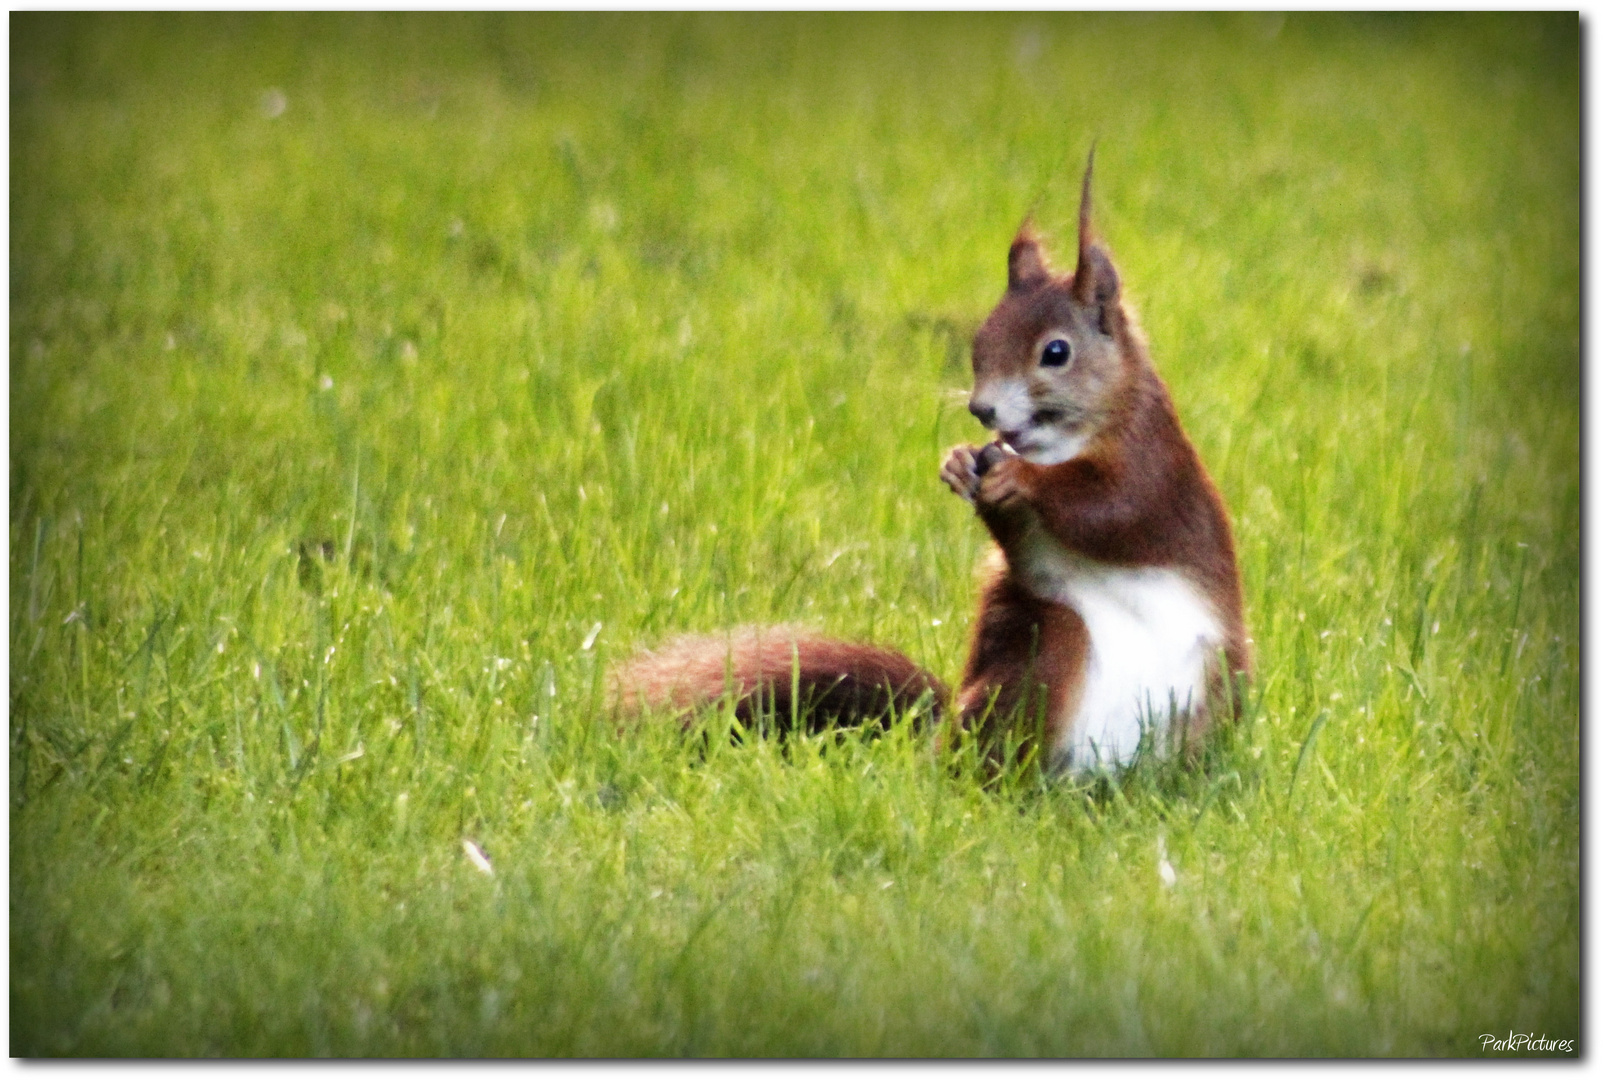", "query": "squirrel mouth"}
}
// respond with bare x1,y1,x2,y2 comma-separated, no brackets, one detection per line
1000,410,1066,453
